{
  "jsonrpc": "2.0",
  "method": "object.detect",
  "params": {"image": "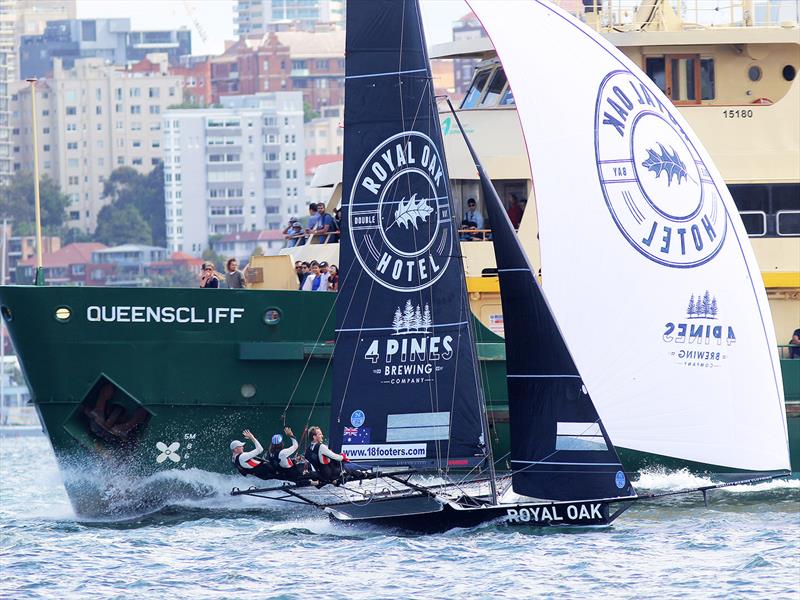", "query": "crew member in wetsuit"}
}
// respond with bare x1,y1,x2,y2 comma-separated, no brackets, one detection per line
230,429,276,480
305,425,366,485
267,426,305,482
